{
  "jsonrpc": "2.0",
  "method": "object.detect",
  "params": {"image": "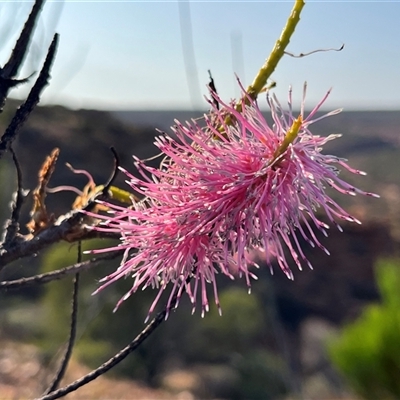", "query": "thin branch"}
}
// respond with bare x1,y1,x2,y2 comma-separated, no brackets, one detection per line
101,147,120,196
224,0,305,127
37,298,174,400
100,148,138,204
45,242,81,394
208,70,219,110
2,0,45,77
0,0,45,110
0,33,59,158
0,251,122,291
285,44,344,58
0,202,119,271
3,147,28,244
246,0,304,100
